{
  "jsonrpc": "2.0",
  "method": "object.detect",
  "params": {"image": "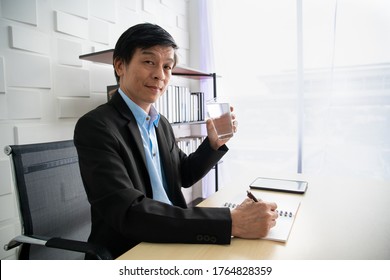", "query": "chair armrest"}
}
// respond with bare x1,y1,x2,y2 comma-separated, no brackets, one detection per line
46,237,112,260
4,235,112,260
4,235,48,250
